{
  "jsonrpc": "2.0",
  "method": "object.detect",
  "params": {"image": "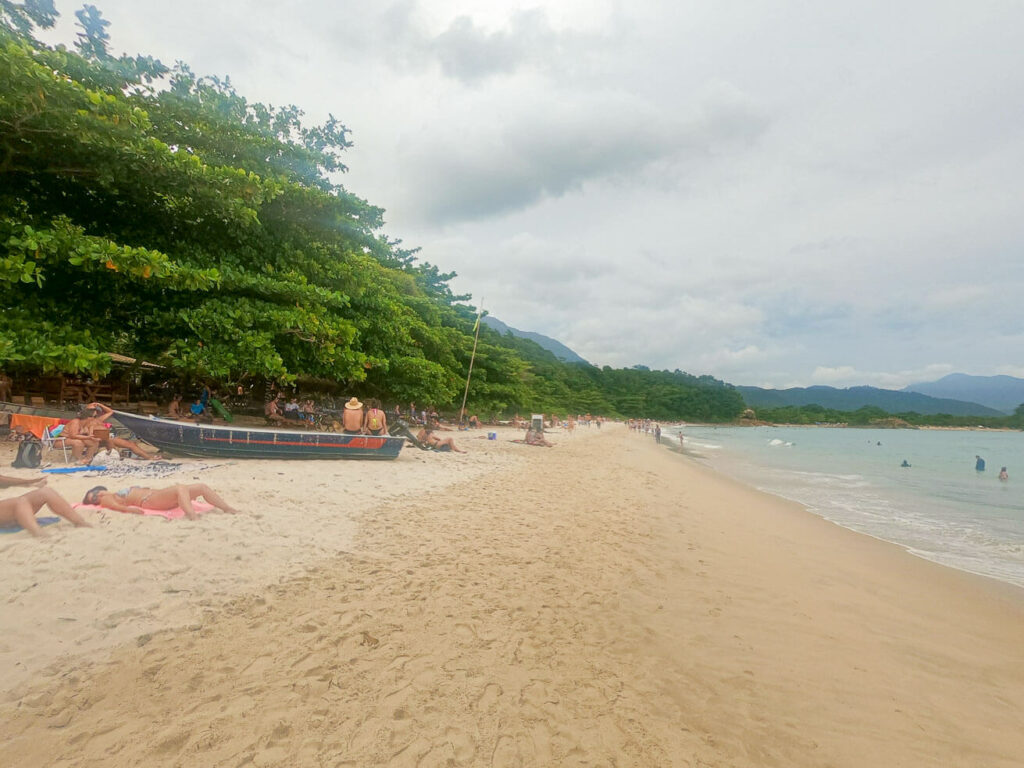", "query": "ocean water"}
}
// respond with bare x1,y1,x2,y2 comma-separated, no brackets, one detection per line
672,425,1024,589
